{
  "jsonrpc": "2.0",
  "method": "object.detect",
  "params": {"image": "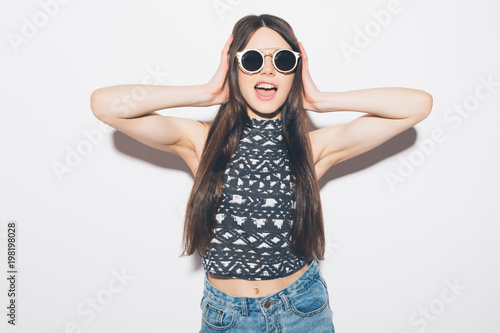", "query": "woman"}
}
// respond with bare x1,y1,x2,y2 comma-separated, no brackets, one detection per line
90,14,432,333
